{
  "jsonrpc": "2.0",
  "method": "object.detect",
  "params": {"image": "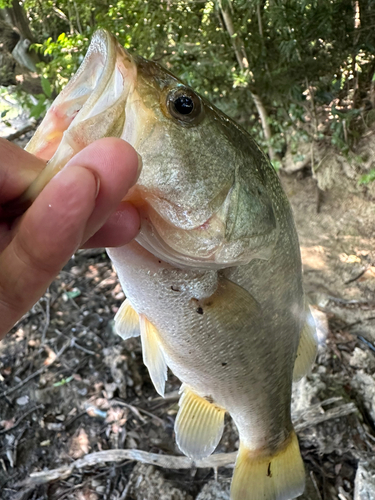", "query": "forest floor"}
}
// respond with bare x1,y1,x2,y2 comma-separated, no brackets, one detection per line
1,132,375,500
